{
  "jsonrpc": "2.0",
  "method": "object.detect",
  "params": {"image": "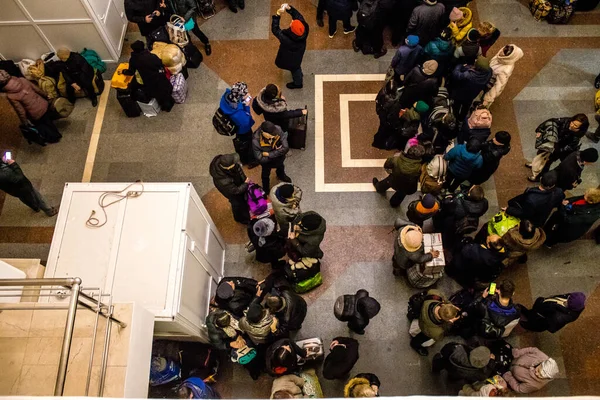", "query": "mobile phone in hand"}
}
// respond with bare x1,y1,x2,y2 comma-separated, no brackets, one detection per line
489,282,496,295
4,151,11,161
